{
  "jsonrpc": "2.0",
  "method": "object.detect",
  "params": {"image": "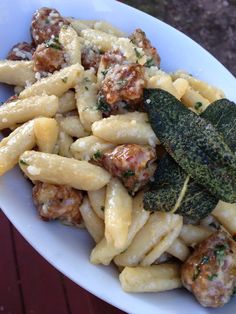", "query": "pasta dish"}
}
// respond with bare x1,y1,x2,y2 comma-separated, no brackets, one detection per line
0,7,236,309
